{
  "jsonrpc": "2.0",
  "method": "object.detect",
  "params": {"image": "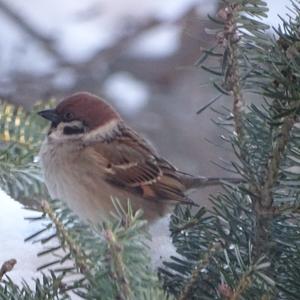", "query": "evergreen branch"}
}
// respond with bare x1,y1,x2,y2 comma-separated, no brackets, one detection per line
0,272,71,299
40,200,89,274
229,270,253,300
218,3,245,137
0,100,53,203
104,228,133,300
171,207,208,234
27,198,164,299
260,114,296,208
178,242,222,300
229,256,273,300
0,100,50,152
0,157,44,202
252,114,296,257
